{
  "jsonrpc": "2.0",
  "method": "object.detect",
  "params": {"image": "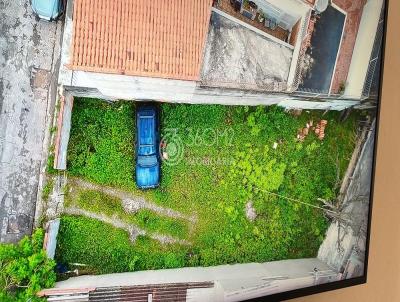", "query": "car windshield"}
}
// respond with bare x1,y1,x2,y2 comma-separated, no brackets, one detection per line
137,155,158,167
